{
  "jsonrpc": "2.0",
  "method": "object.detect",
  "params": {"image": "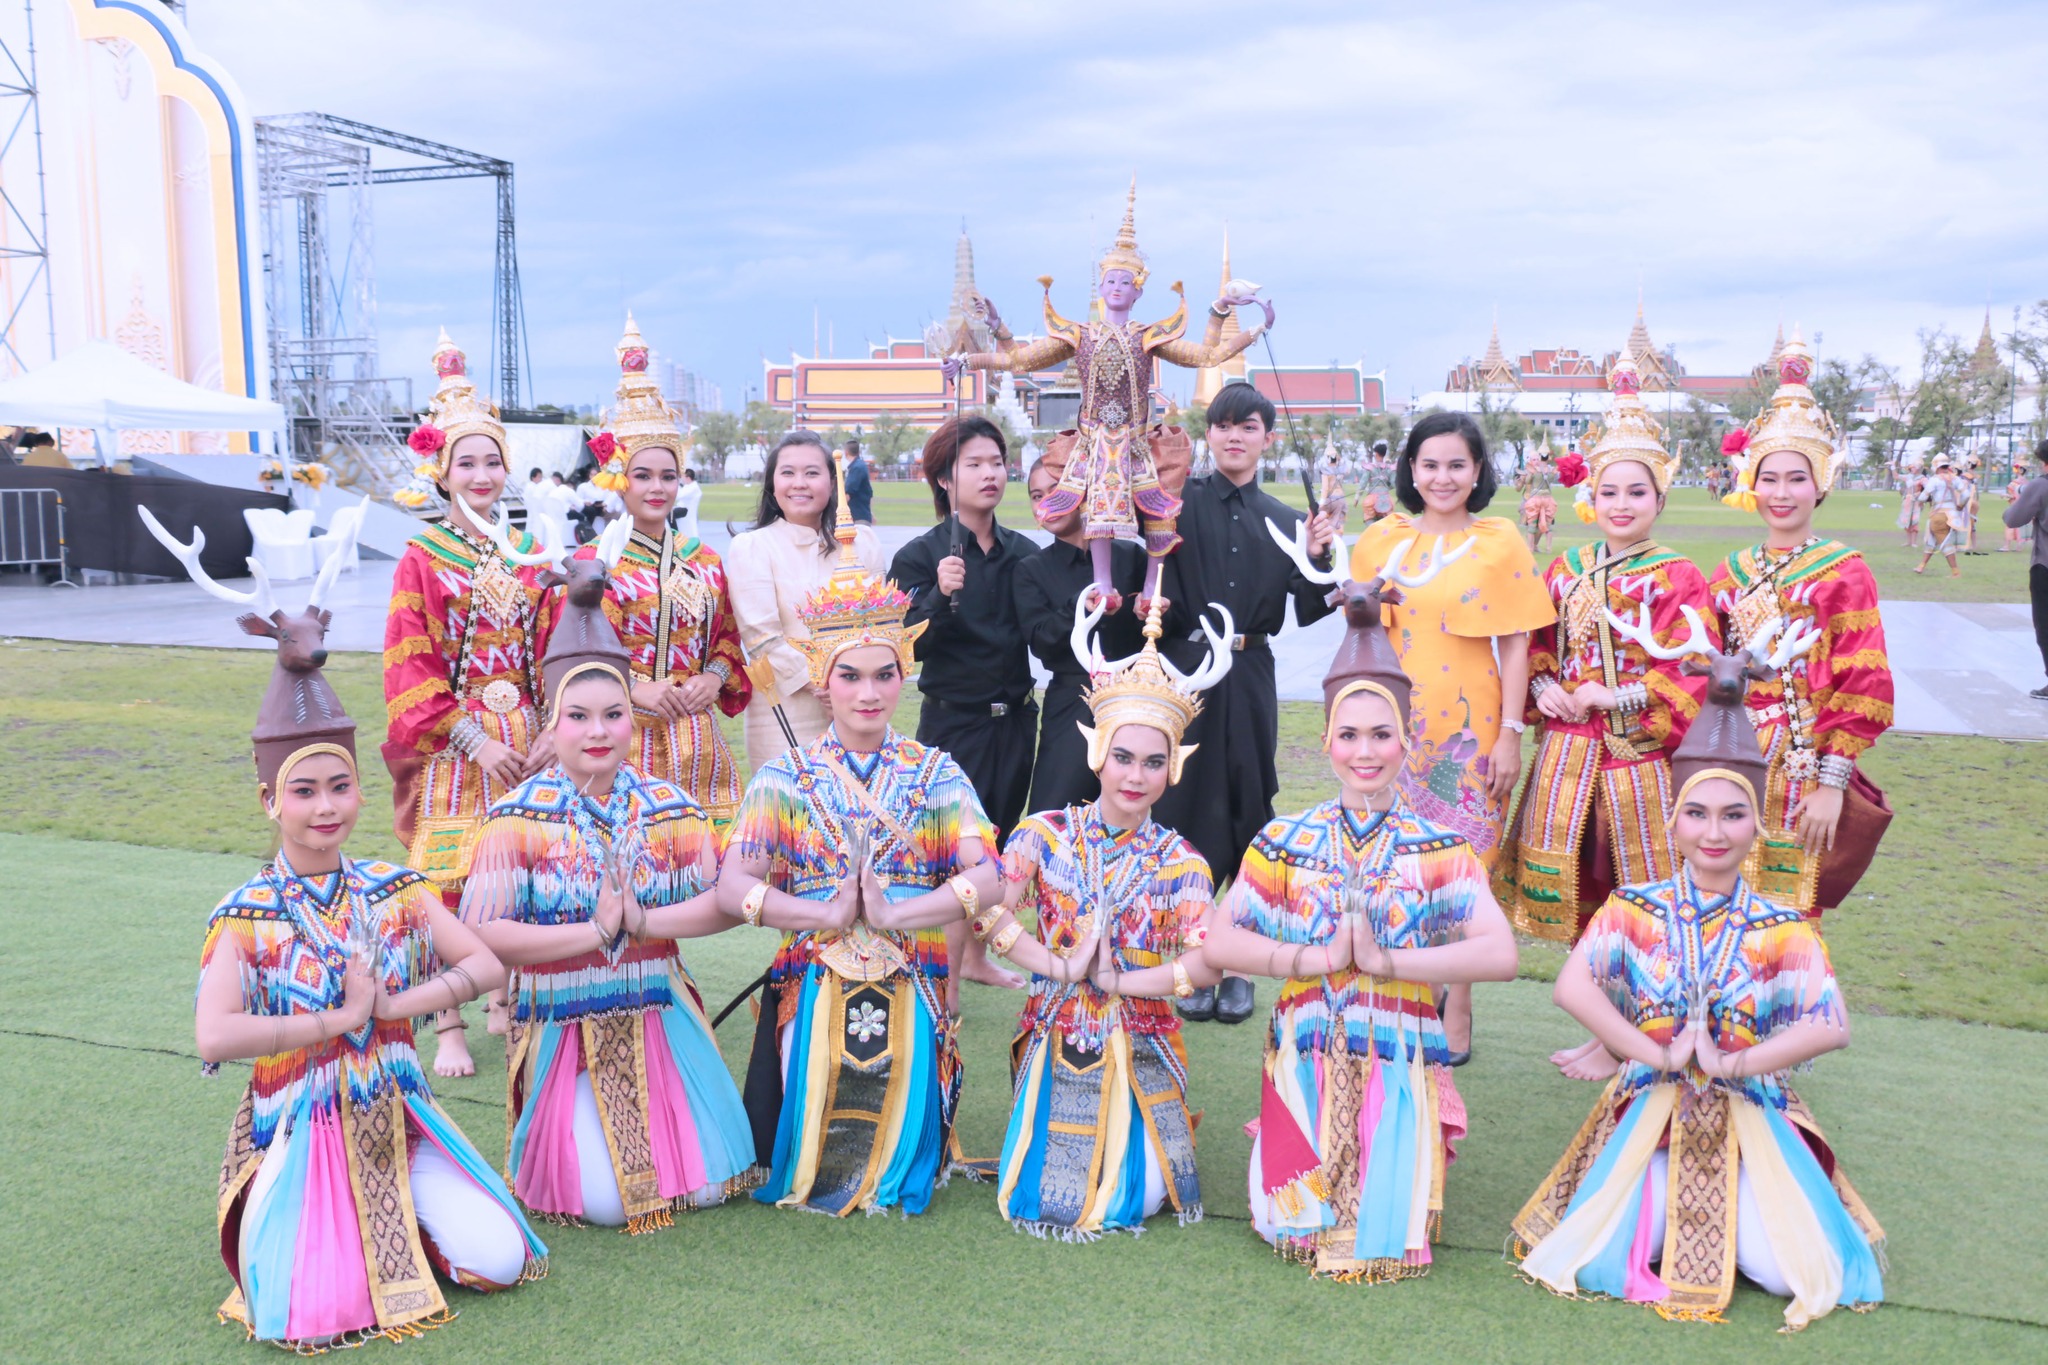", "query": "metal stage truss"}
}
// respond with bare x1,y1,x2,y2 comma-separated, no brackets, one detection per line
255,112,531,494
0,0,56,377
